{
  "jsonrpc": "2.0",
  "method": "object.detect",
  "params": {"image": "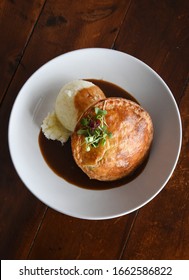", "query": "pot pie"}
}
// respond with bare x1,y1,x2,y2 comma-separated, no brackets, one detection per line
71,98,153,181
